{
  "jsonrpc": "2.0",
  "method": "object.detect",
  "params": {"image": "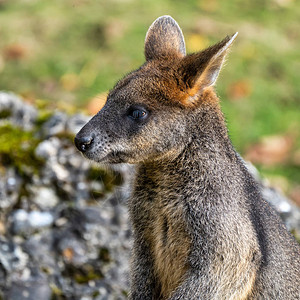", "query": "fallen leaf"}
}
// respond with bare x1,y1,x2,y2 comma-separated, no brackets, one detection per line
245,135,293,166
4,43,27,60
20,91,37,104
62,247,74,261
0,221,5,235
227,80,252,100
292,149,300,166
87,92,108,115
